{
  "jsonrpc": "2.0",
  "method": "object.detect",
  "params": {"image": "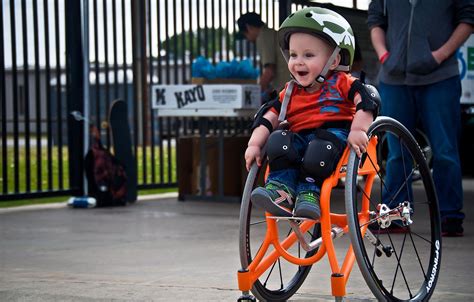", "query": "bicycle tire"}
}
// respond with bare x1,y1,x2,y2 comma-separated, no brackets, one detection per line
239,157,320,301
345,117,441,301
